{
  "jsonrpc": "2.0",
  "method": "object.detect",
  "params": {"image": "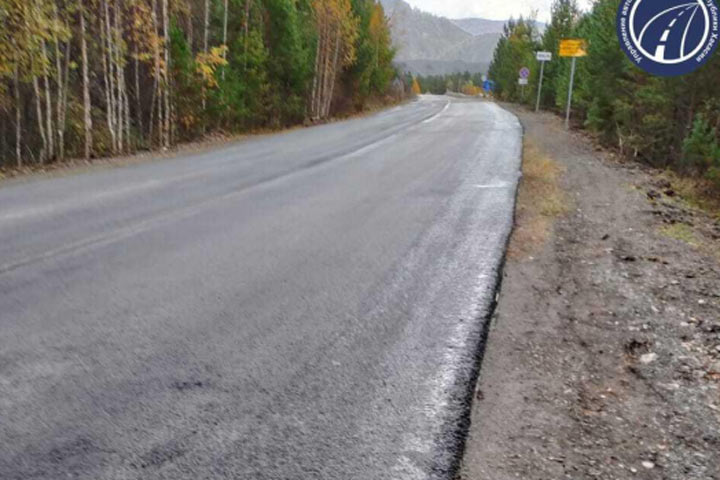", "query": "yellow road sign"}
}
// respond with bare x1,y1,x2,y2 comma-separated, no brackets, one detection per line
559,39,588,57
